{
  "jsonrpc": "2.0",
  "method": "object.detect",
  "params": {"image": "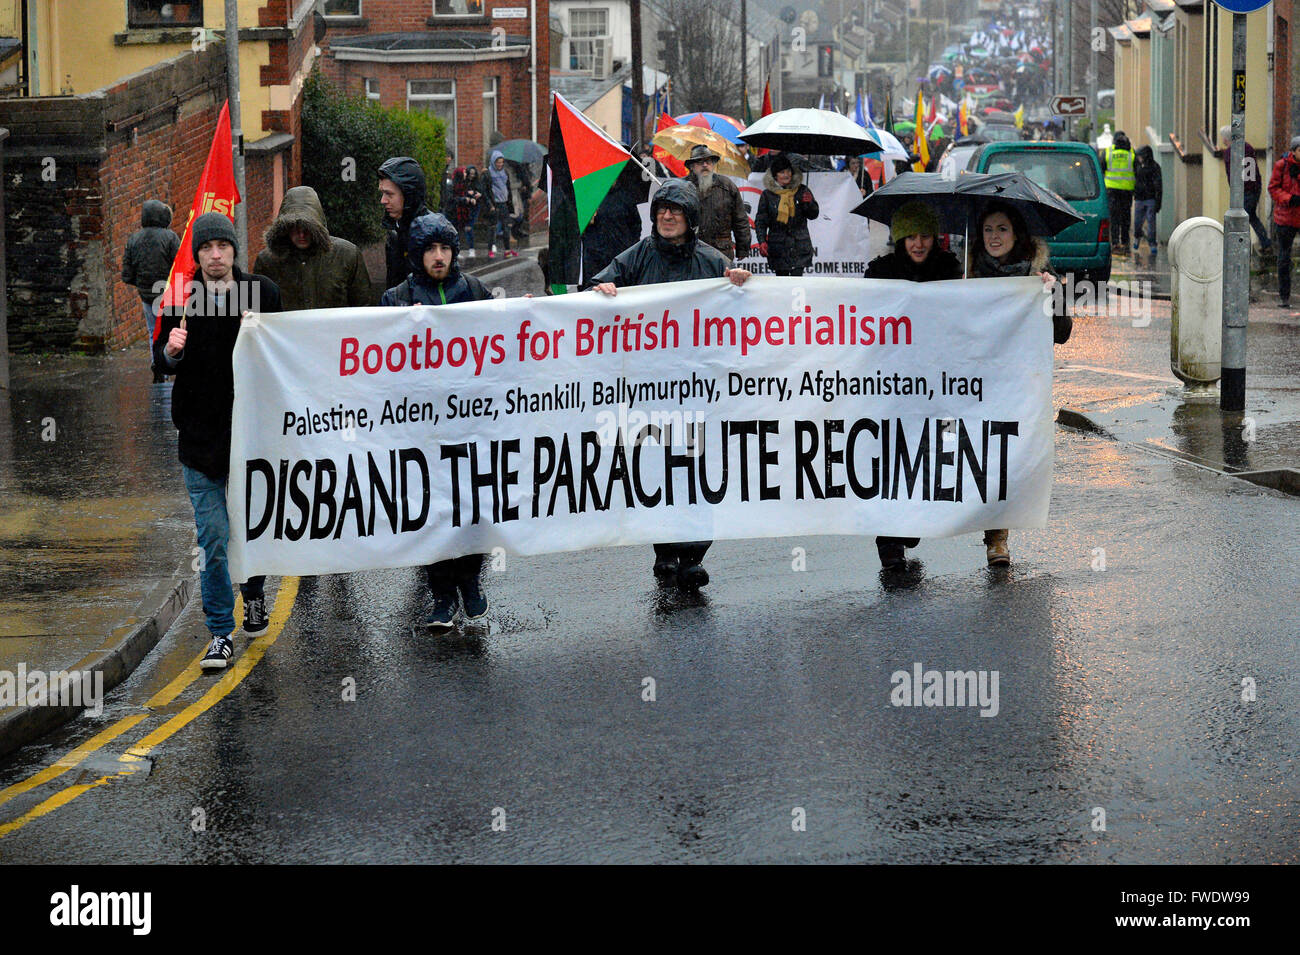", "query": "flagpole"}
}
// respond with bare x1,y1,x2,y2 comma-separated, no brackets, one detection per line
224,0,247,268
626,151,663,187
